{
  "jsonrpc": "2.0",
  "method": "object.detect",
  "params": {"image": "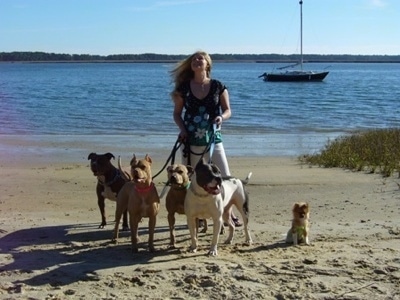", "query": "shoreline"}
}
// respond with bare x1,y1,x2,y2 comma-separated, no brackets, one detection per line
0,133,342,166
